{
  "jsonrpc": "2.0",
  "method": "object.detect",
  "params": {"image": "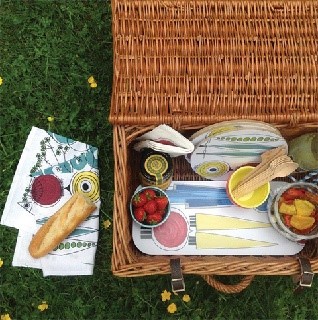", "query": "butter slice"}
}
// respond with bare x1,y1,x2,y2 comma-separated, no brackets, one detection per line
196,213,271,230
196,232,275,249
